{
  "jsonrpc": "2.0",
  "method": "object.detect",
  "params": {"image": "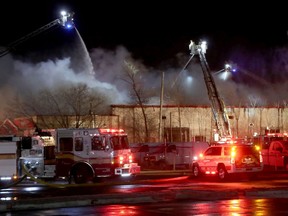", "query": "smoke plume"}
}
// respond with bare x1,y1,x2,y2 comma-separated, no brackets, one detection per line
1,32,288,120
